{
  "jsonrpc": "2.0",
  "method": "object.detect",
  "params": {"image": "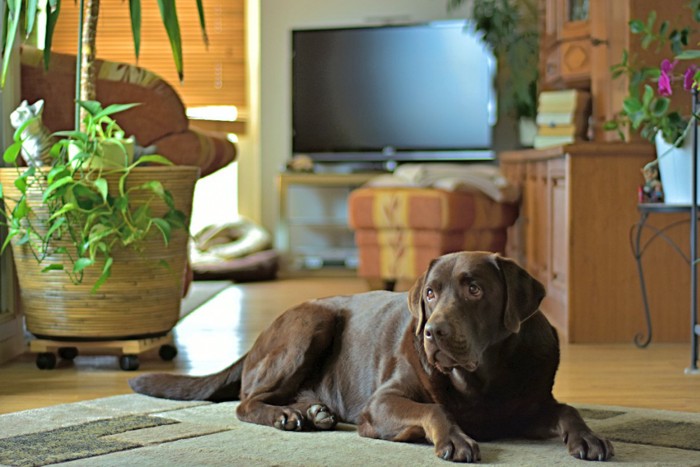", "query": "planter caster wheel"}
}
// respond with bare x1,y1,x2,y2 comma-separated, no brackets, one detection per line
158,344,178,361
58,347,79,361
36,352,57,370
119,355,140,371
